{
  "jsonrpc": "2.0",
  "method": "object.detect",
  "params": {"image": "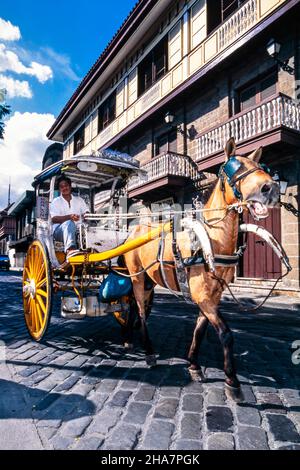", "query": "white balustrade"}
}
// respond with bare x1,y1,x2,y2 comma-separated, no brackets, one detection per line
129,94,300,191
197,94,300,161
128,152,200,191
219,0,258,50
